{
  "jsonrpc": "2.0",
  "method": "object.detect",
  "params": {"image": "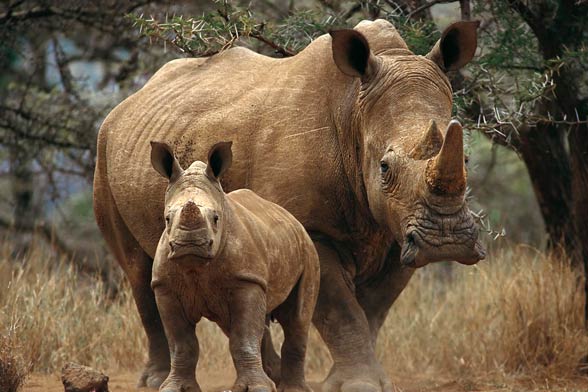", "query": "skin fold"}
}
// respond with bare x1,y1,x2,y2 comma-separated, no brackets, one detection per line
150,141,320,392
93,19,484,391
